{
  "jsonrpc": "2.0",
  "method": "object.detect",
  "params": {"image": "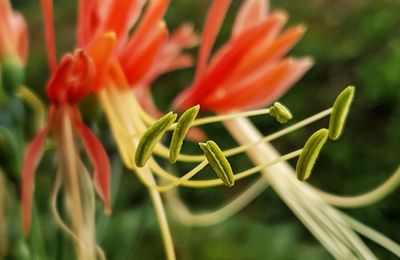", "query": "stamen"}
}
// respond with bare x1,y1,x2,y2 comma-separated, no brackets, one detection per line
17,86,46,130
145,149,301,190
152,108,332,162
169,105,200,163
328,86,355,140
295,128,329,181
199,141,234,187
135,112,177,167
269,102,292,124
